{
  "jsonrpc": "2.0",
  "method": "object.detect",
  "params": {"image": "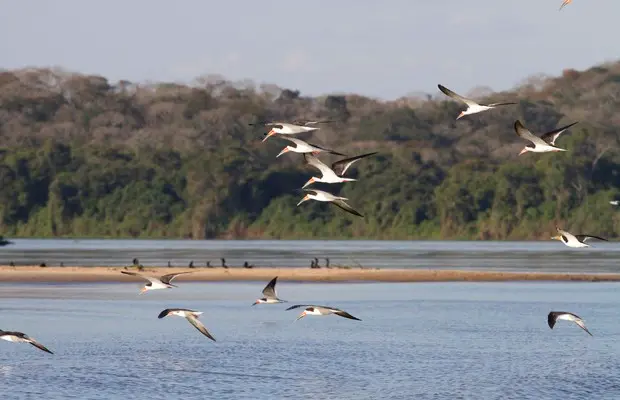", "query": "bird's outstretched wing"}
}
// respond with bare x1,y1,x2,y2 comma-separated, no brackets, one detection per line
514,121,549,146
331,152,378,177
286,304,324,311
437,84,479,107
120,271,159,284
539,122,579,145
186,314,216,342
333,310,362,321
575,235,608,243
331,199,364,217
27,337,54,354
160,271,195,285
574,319,593,336
262,276,278,297
486,102,517,107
